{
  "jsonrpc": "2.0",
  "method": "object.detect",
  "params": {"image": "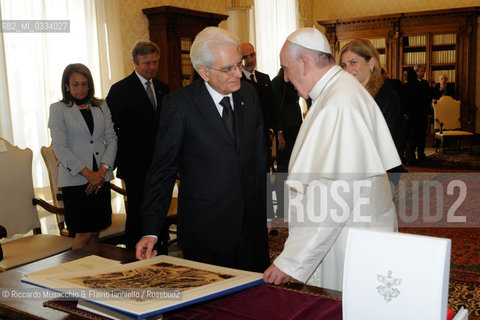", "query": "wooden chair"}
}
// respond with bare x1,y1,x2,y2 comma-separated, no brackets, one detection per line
433,96,473,153
0,138,73,270
41,145,178,250
40,145,126,243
